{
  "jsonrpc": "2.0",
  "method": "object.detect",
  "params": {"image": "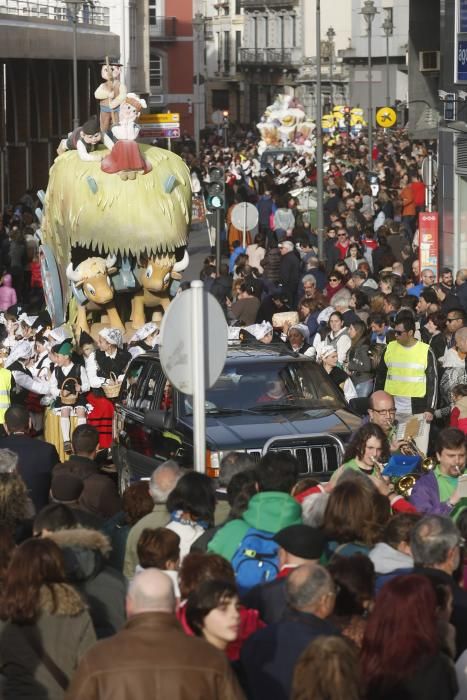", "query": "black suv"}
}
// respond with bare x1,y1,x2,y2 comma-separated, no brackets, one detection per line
112,345,361,493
